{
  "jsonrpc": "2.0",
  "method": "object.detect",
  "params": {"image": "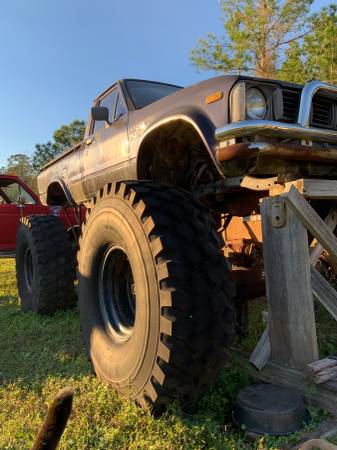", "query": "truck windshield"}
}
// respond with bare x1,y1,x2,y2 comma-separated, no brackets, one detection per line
125,80,182,109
